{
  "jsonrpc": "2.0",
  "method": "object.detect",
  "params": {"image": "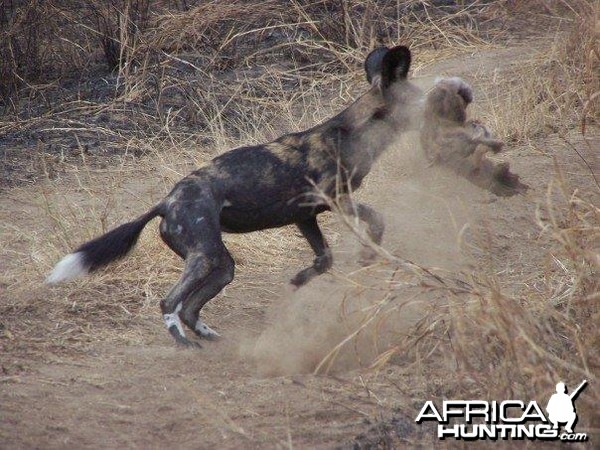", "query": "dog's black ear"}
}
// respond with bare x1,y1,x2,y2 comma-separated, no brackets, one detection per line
364,47,389,85
380,46,411,89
